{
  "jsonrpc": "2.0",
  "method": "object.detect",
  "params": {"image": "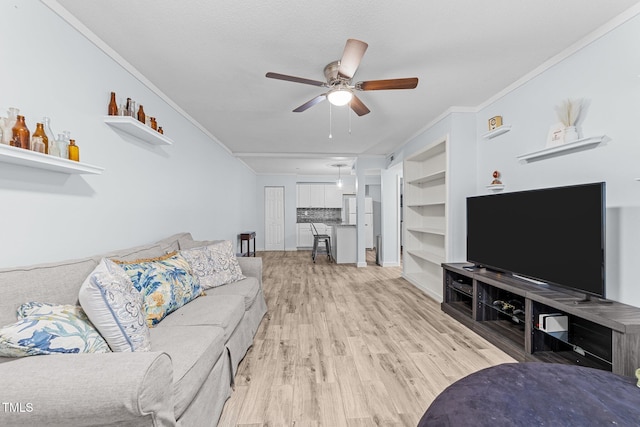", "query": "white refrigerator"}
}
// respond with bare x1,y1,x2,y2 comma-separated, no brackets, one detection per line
345,197,374,248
